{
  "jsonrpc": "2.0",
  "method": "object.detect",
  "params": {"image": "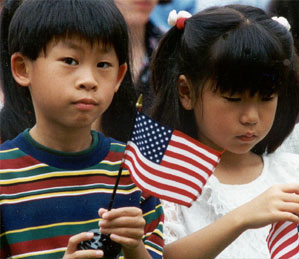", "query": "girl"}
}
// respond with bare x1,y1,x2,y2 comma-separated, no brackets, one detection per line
0,0,163,258
151,5,299,258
